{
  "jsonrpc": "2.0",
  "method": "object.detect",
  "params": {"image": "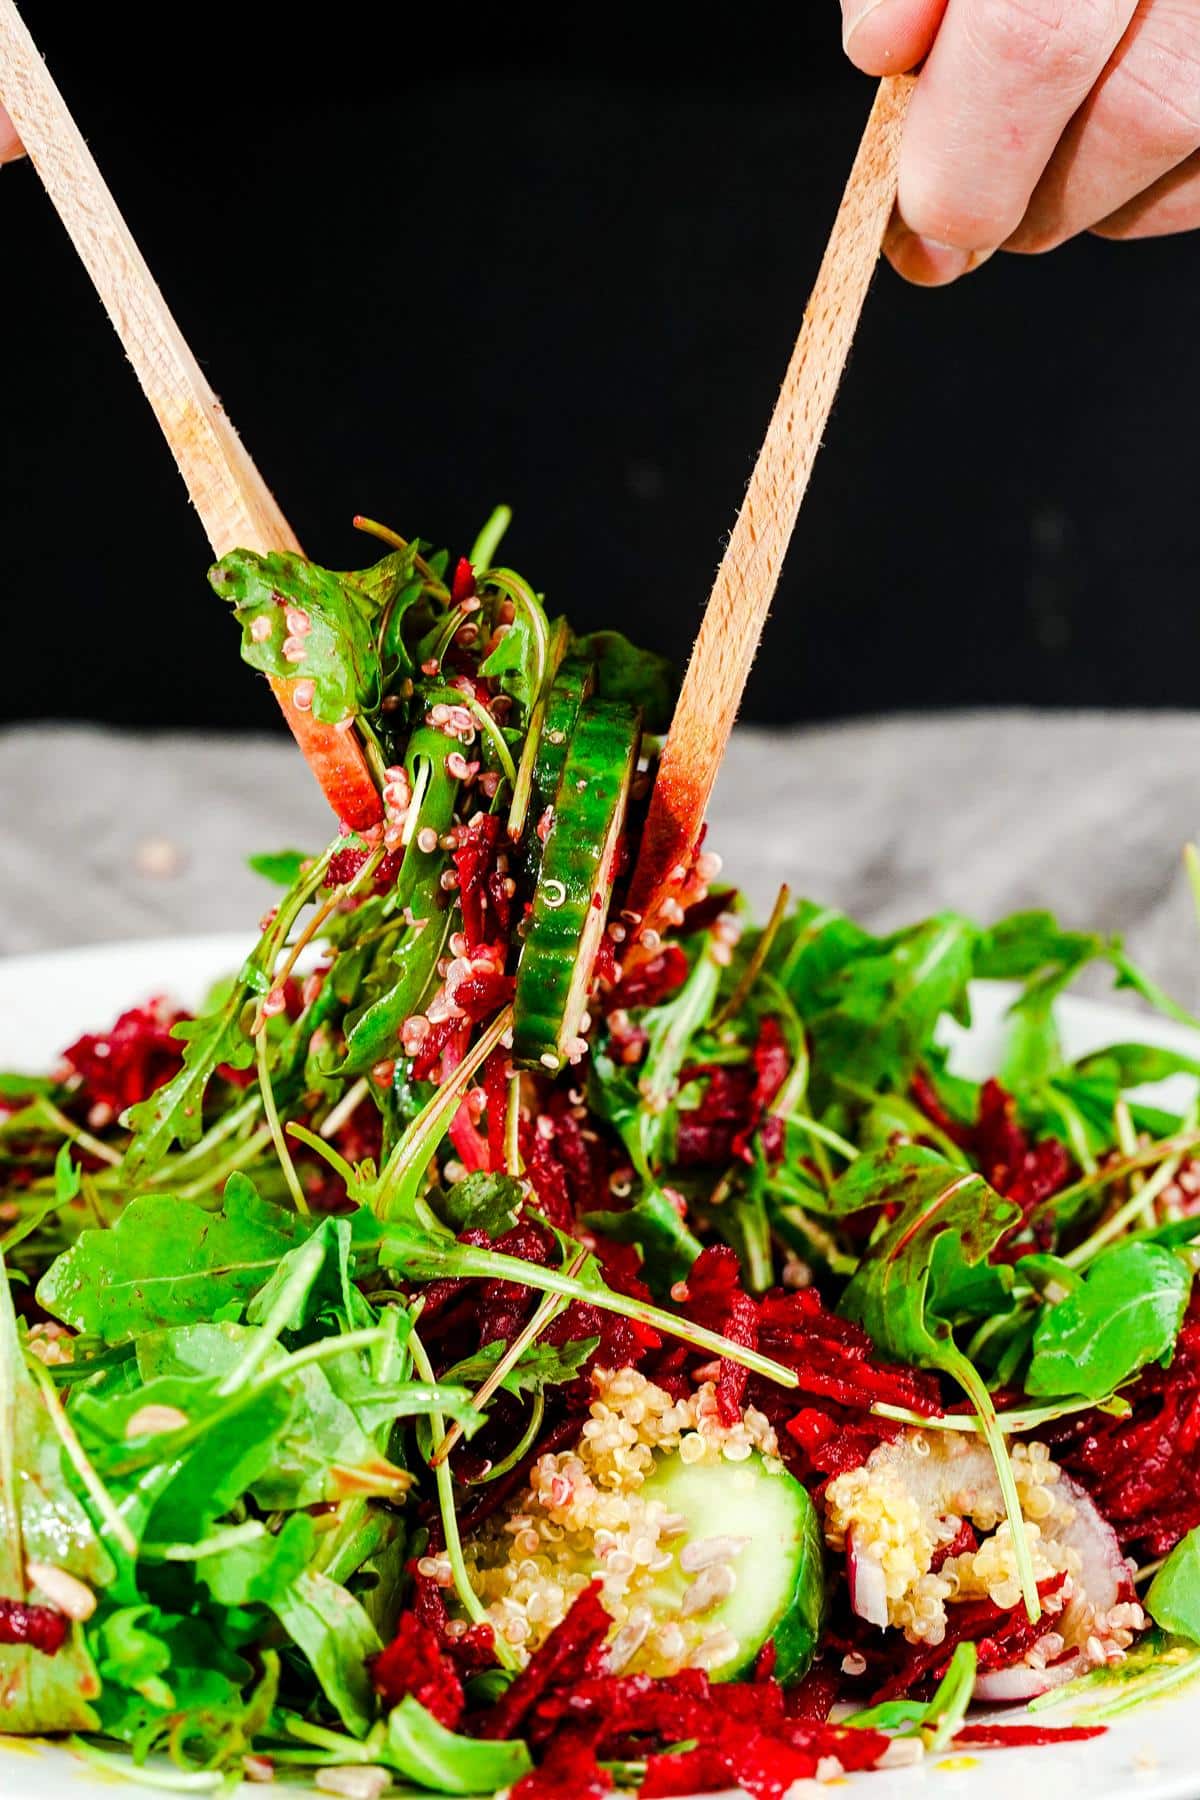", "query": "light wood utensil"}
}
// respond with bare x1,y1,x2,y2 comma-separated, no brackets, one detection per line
0,0,384,832
627,74,914,923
